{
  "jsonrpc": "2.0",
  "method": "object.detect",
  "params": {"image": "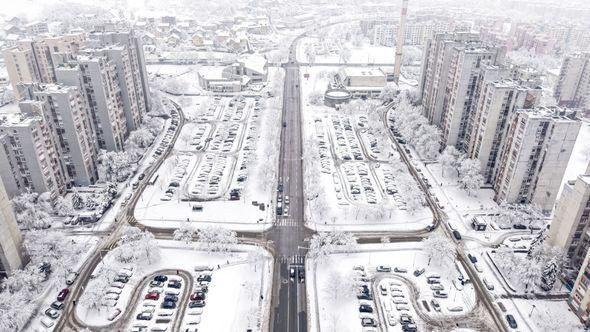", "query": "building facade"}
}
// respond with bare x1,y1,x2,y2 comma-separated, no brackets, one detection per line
555,53,590,109
0,176,24,276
